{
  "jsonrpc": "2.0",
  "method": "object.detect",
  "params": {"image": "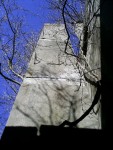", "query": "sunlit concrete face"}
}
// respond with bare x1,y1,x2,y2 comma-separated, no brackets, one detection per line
6,24,100,130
